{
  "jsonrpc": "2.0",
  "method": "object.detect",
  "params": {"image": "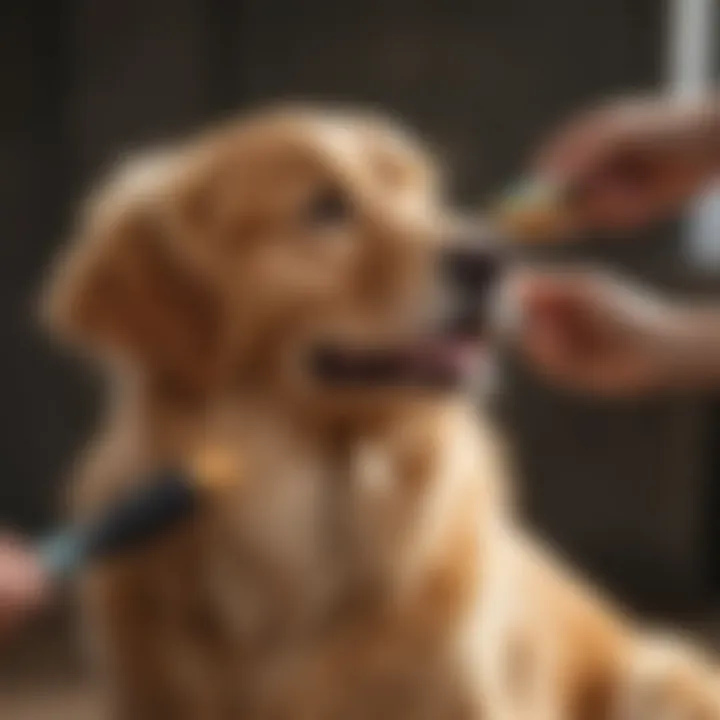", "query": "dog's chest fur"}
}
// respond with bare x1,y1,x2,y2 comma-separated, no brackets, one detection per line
84,400,493,718
198,415,354,642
